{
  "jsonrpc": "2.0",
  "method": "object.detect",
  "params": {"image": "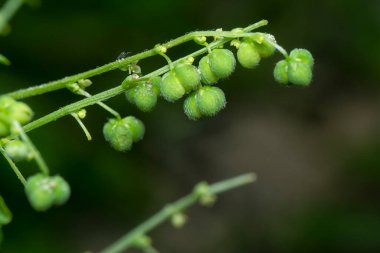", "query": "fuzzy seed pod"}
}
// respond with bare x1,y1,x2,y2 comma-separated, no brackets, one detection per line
0,96,15,111
250,33,276,58
289,48,314,68
209,49,236,79
51,176,71,206
0,119,10,138
288,61,312,86
7,102,33,125
183,93,202,120
198,55,219,85
150,76,162,96
125,87,136,104
237,38,261,69
174,63,200,92
121,116,145,142
160,72,185,102
103,119,133,152
273,60,289,85
196,86,226,117
134,84,158,112
25,174,55,212
4,140,30,162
